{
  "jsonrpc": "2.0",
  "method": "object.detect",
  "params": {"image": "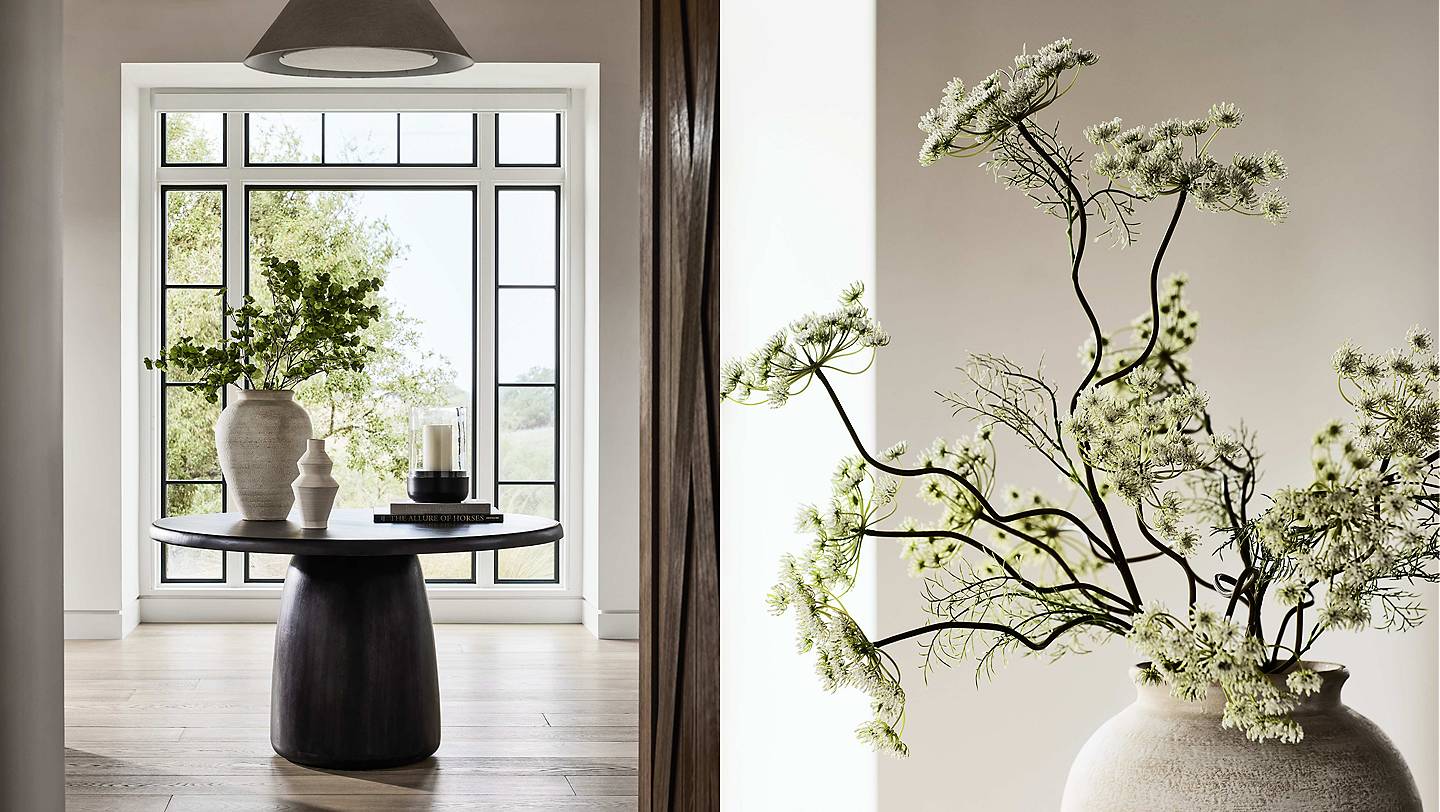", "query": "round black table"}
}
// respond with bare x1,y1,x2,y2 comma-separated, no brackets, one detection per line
150,508,562,770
